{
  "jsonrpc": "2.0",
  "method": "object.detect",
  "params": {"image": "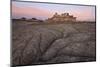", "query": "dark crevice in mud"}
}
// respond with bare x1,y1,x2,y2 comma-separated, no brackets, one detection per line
39,29,64,59
38,33,42,55
36,33,43,62
41,40,61,60
12,22,96,65
40,38,62,61
72,26,81,33
45,42,71,61
12,34,34,64
21,36,34,64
